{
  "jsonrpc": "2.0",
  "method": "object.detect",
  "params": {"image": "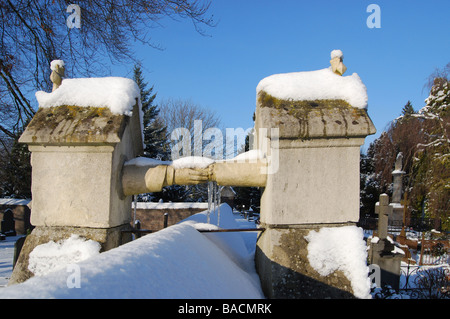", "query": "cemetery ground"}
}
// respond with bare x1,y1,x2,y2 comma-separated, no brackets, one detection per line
0,234,21,287
0,206,448,299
